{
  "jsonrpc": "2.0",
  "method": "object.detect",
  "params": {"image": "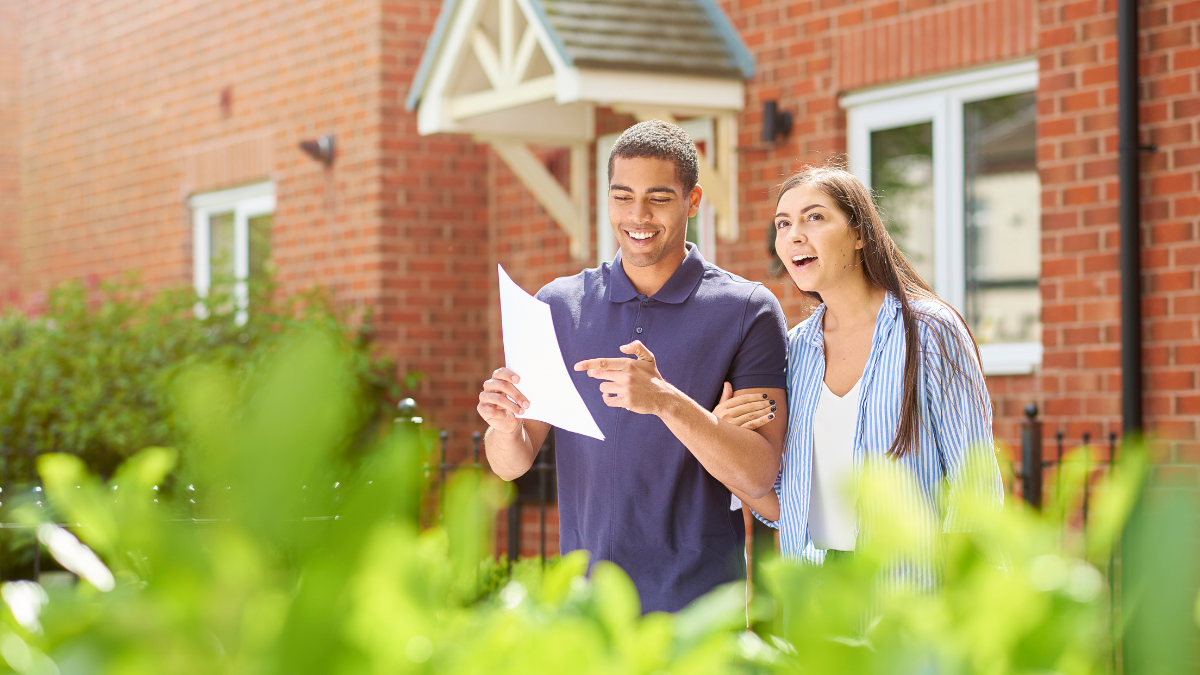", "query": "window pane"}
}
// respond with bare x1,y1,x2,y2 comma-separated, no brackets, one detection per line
248,213,273,281
964,92,1039,345
209,212,235,283
871,122,935,286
